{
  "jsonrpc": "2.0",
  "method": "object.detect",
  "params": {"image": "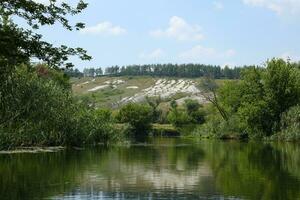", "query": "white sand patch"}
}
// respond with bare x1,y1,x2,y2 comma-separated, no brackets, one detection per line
126,86,139,89
88,85,109,92
87,79,125,92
